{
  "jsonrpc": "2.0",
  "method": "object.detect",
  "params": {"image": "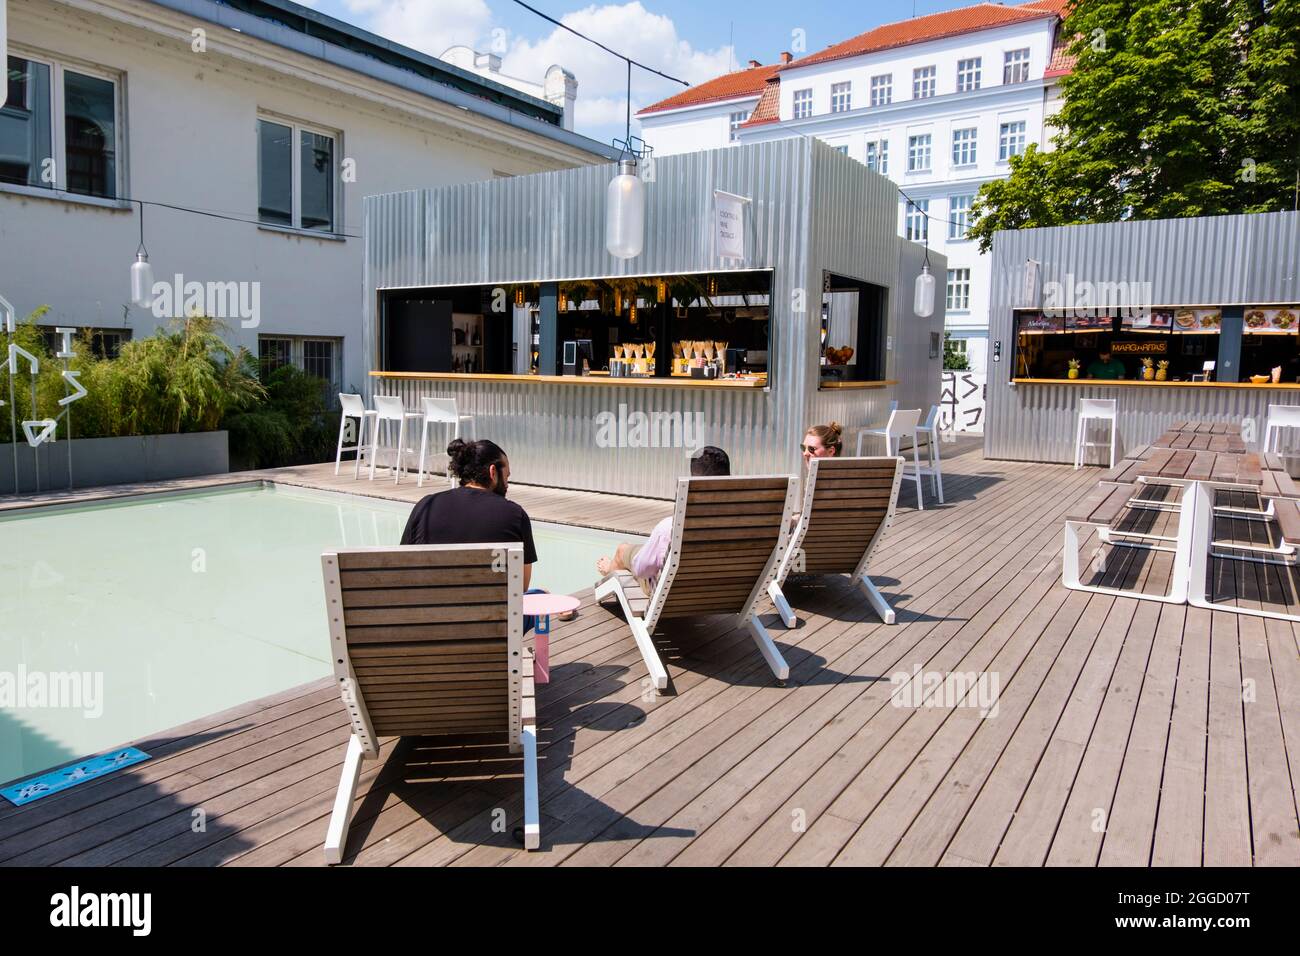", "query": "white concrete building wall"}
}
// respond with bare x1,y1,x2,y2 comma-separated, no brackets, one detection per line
1,0,603,395
638,96,760,155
